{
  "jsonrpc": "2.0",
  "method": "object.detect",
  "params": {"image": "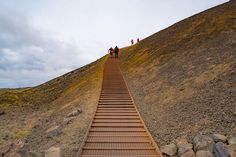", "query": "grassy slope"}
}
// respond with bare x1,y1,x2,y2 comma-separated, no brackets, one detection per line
0,56,107,155
0,1,235,152
0,56,106,109
120,1,236,145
